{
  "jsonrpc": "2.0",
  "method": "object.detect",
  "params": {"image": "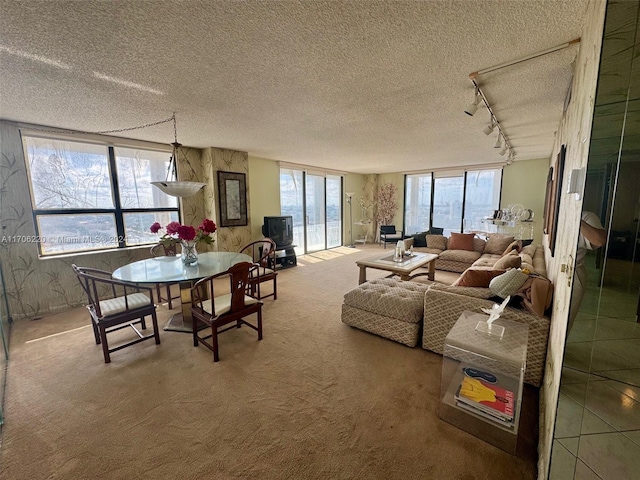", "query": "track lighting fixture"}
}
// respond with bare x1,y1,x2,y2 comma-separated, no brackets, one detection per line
483,117,496,135
464,87,481,116
466,76,516,161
